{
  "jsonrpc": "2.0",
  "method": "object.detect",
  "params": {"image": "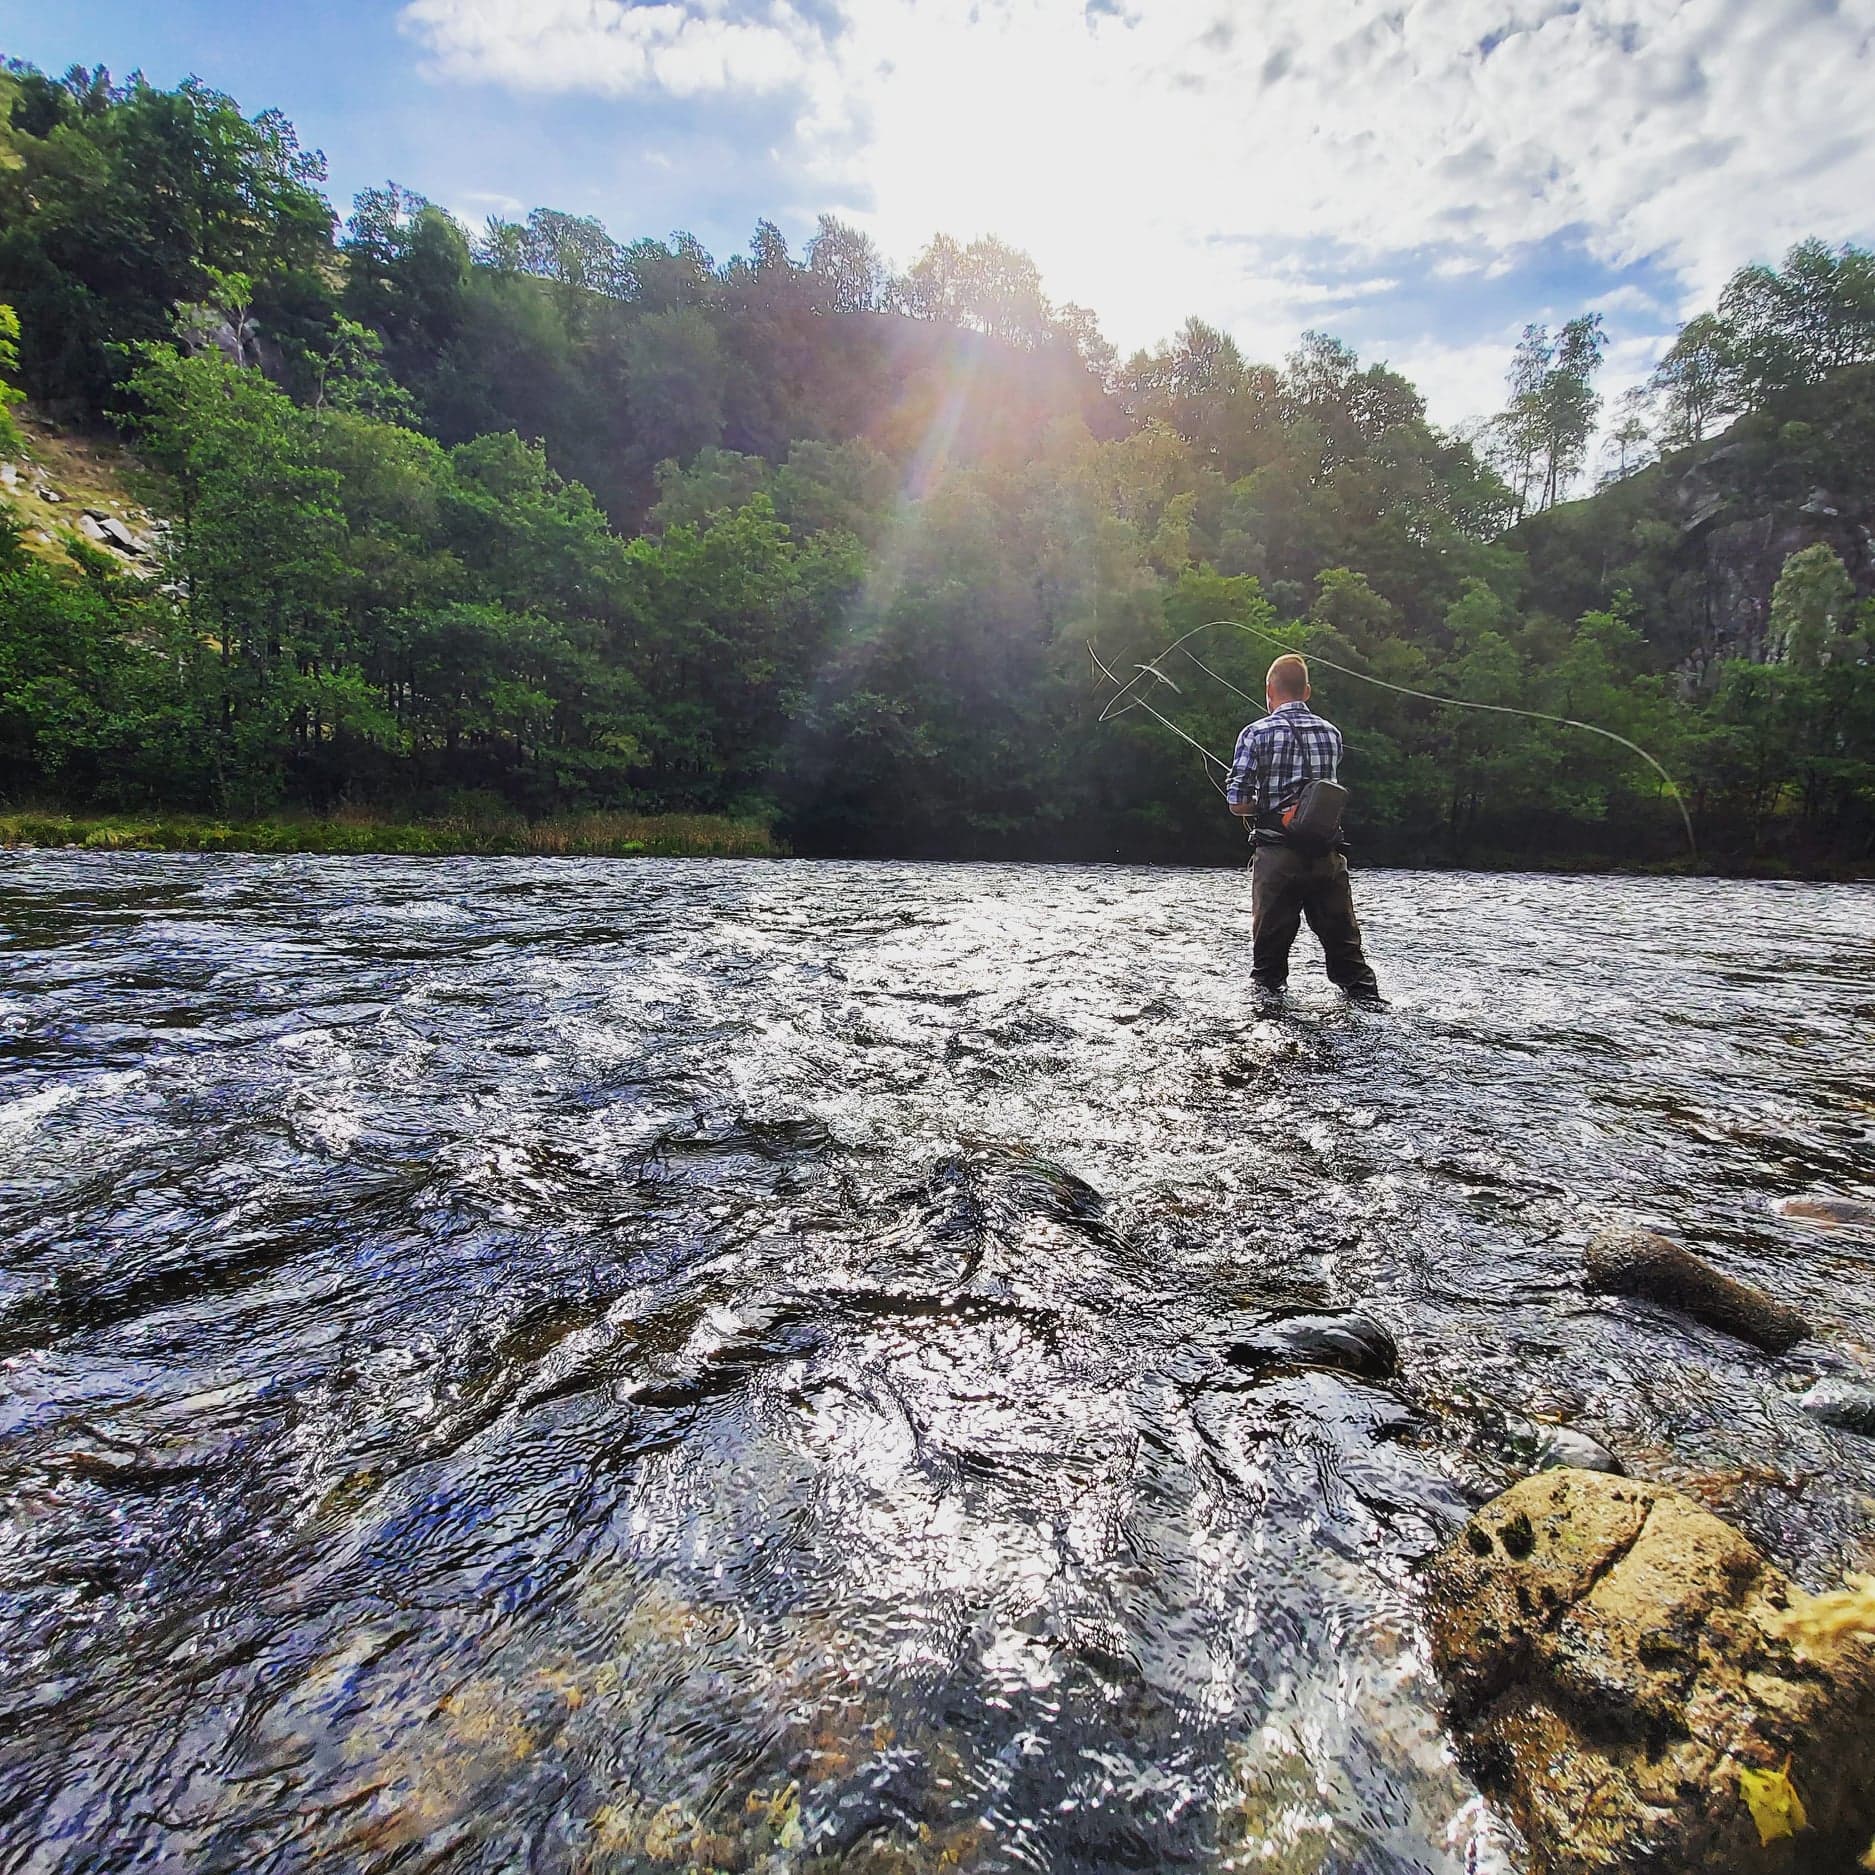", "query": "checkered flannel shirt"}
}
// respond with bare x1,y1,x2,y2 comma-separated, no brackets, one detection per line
1224,700,1345,820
